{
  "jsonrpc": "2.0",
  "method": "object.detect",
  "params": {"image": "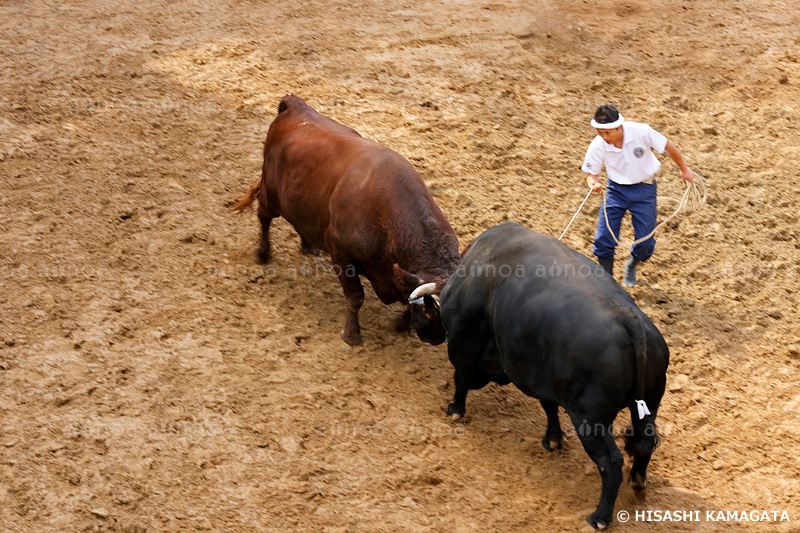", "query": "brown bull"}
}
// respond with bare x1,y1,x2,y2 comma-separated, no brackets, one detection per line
231,95,460,346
